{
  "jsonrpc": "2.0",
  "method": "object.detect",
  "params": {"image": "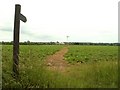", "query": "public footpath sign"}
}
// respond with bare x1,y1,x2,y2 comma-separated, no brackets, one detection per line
13,4,27,78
